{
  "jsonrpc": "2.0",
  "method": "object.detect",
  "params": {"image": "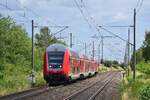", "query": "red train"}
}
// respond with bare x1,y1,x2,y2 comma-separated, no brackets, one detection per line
43,43,99,85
